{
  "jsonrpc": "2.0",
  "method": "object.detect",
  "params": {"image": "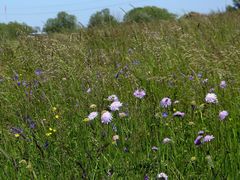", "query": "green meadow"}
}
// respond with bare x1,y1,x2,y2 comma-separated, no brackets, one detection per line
1,11,240,179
